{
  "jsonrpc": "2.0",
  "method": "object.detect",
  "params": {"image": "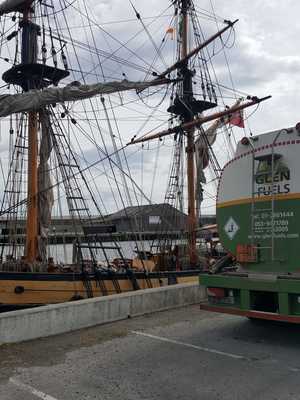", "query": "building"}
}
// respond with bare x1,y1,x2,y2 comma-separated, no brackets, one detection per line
105,203,187,233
